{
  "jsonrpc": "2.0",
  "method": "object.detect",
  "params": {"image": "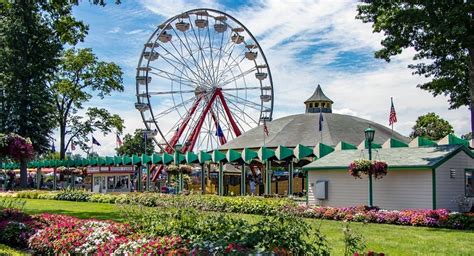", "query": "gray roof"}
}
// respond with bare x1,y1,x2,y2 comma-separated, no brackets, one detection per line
303,144,468,170
304,84,333,104
220,113,409,149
